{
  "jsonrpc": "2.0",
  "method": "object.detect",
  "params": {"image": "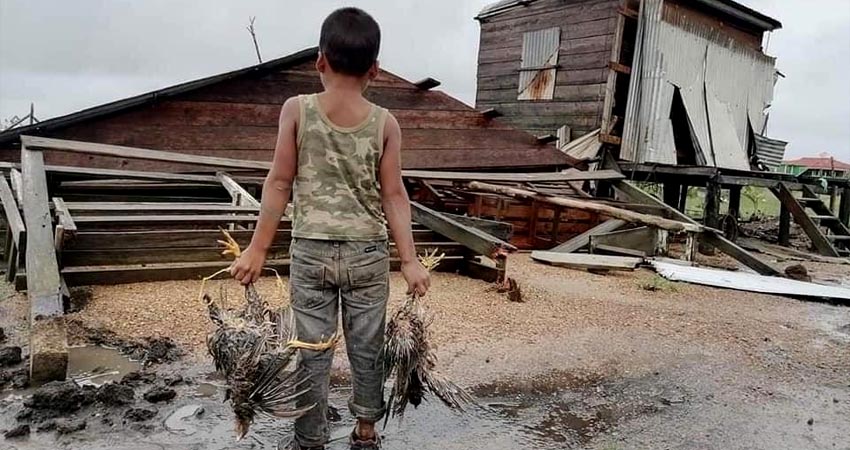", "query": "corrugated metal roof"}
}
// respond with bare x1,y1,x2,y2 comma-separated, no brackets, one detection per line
476,0,539,20
753,134,787,170
476,0,780,30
